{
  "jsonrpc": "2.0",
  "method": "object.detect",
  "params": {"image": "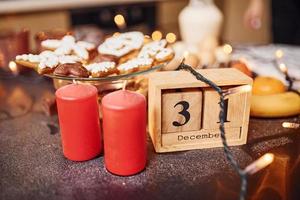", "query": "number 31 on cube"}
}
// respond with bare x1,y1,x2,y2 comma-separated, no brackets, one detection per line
148,68,252,153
